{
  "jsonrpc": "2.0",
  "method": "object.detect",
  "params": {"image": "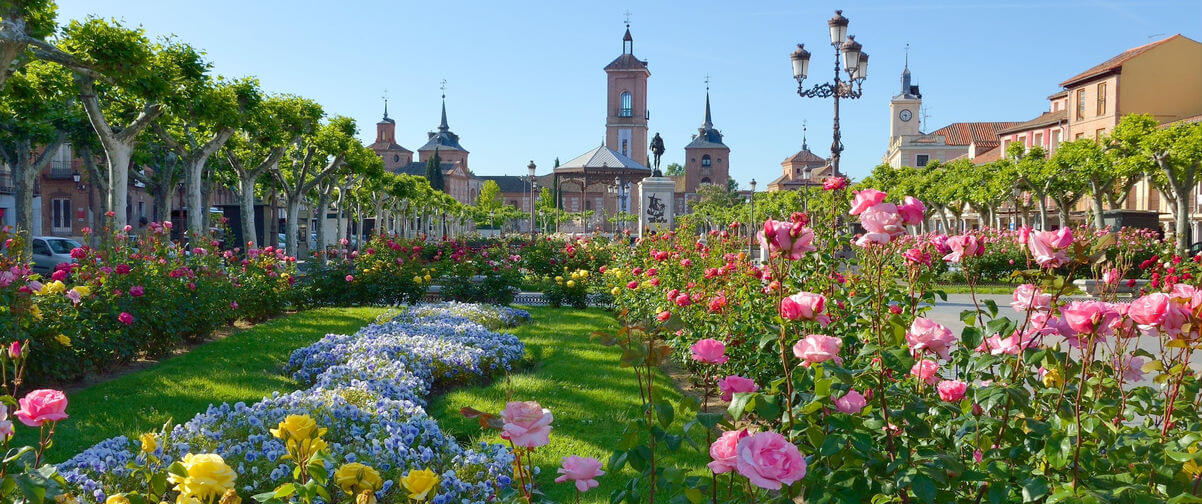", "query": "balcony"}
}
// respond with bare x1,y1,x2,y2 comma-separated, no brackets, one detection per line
0,173,11,194
617,107,633,118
